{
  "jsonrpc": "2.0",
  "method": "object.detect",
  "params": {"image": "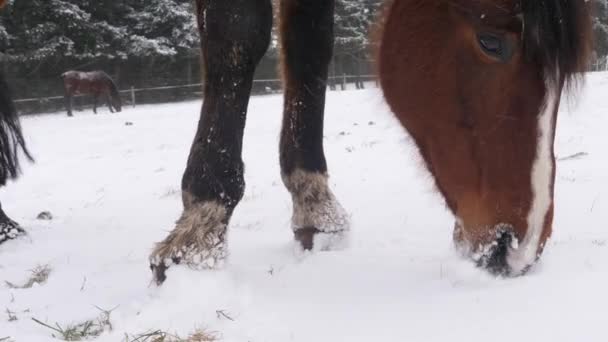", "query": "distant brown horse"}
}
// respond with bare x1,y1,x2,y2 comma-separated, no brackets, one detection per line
61,70,122,117
144,0,592,283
